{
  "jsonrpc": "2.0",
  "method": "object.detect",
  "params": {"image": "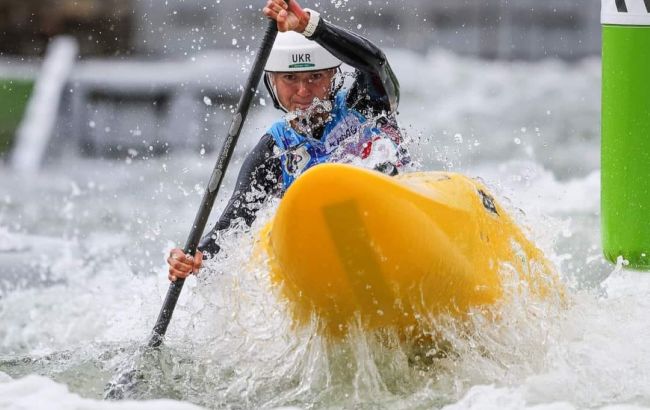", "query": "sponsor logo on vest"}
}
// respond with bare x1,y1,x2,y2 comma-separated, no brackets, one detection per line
324,118,361,153
289,53,315,69
285,145,311,176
